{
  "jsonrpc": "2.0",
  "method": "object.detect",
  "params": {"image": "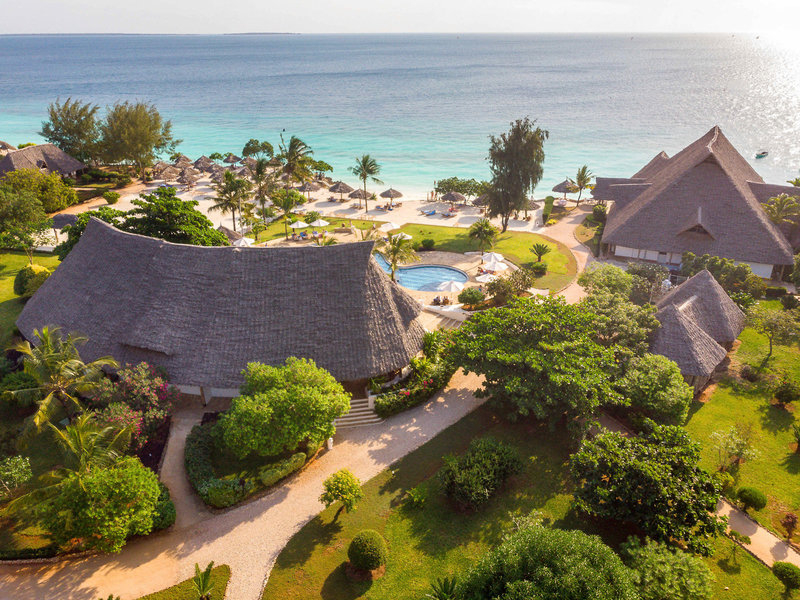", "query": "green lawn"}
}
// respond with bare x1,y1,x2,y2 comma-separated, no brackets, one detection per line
0,250,60,349
574,217,601,257
263,404,784,600
255,216,379,243
137,565,231,600
686,325,800,541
